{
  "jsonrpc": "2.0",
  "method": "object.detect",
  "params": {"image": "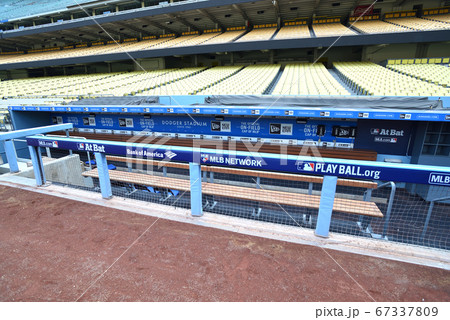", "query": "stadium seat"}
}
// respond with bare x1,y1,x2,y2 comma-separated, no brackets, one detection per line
312,23,357,37
271,63,350,96
138,66,242,96
423,14,450,24
202,30,246,44
386,17,450,31
386,63,450,87
235,27,277,42
351,20,411,34
274,25,311,40
199,64,280,95
333,61,450,96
